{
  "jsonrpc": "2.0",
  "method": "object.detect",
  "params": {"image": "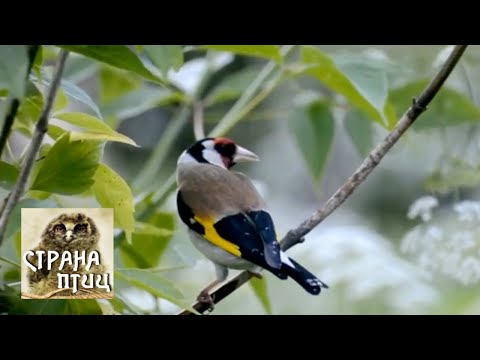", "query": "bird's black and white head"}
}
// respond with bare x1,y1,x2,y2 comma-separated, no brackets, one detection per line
178,137,259,170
